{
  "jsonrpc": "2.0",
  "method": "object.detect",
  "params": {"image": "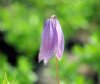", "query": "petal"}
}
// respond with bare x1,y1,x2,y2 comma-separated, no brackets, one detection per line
38,19,58,64
55,19,64,60
56,31,64,60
